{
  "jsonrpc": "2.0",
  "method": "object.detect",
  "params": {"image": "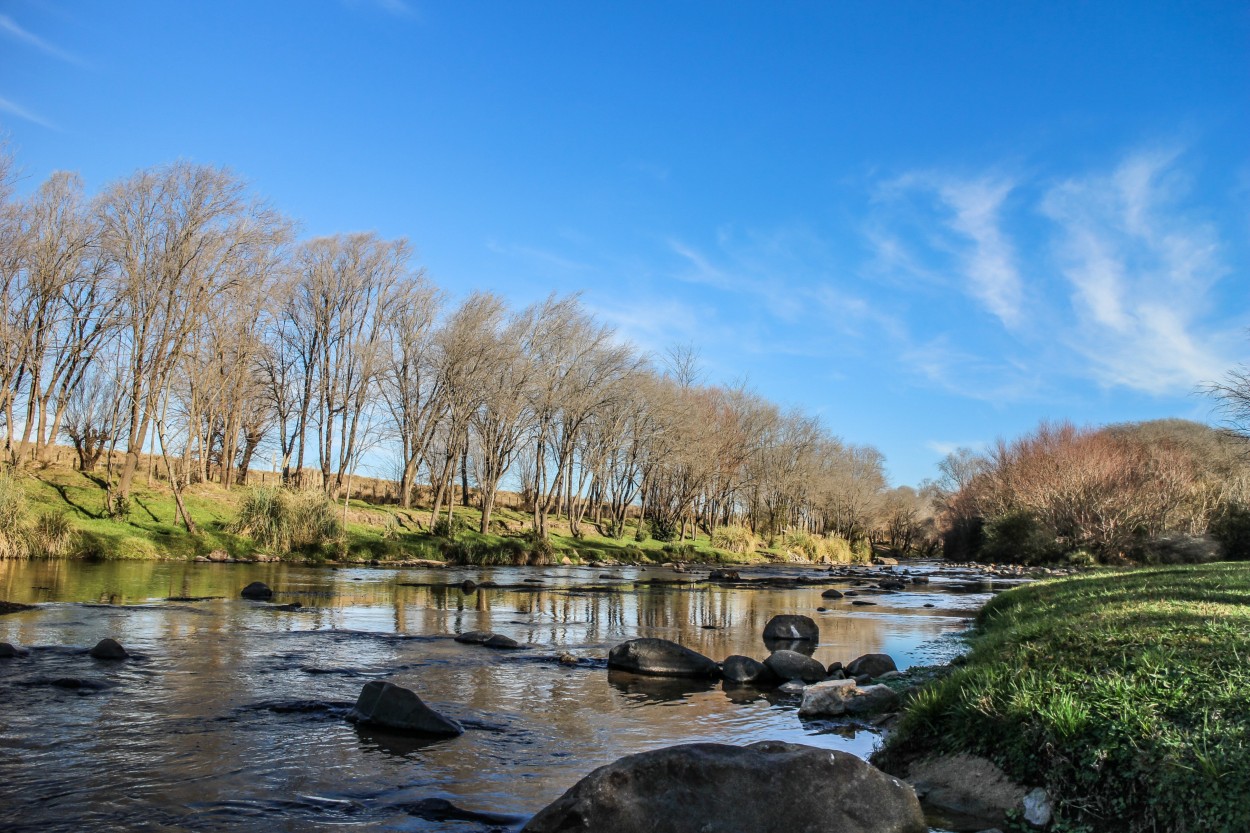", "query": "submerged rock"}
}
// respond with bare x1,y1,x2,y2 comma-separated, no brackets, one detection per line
523,740,927,833
762,614,819,642
607,638,720,678
347,680,463,737
240,581,273,600
720,655,773,684
454,631,522,649
763,649,827,683
88,638,128,660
